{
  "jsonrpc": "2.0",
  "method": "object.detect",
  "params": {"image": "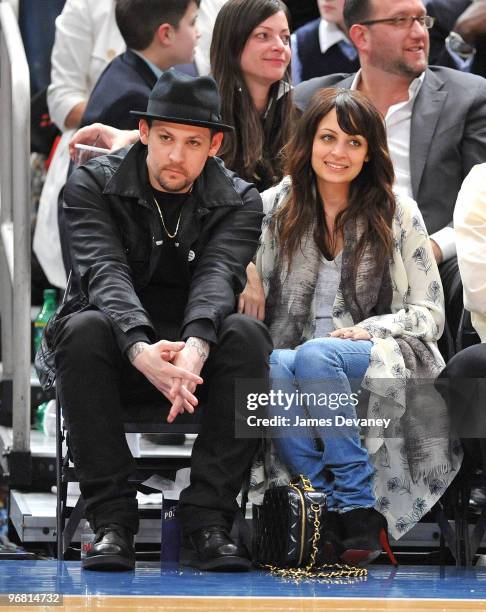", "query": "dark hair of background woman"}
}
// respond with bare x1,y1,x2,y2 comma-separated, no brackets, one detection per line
274,88,396,274
210,0,294,186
